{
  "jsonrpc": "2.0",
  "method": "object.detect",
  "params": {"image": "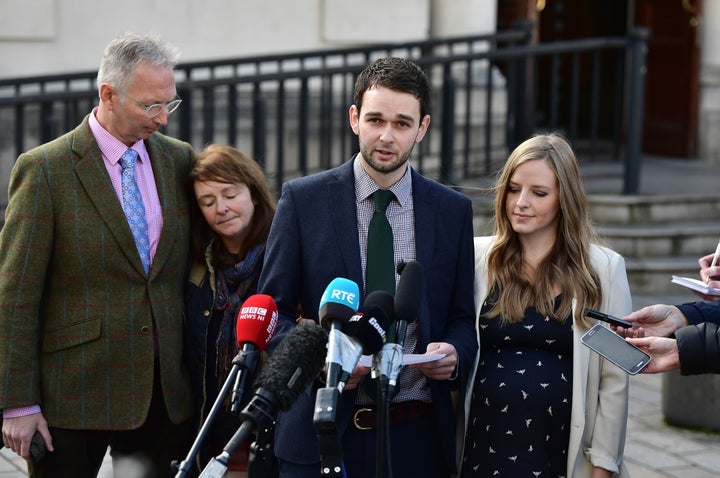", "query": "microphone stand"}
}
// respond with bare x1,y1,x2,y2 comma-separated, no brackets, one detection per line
200,388,277,478
315,329,363,477
174,348,259,478
376,373,389,478
372,342,402,478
